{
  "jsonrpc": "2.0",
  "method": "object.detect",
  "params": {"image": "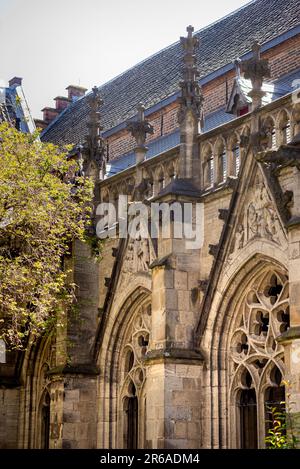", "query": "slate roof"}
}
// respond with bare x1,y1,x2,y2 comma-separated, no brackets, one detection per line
105,68,300,178
41,0,300,147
